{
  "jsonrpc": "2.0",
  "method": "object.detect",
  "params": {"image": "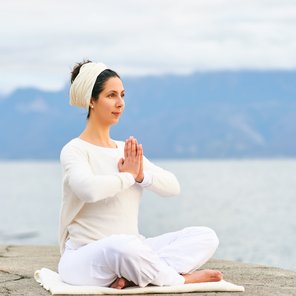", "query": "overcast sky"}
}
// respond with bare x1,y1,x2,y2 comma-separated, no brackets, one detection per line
1,0,296,94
